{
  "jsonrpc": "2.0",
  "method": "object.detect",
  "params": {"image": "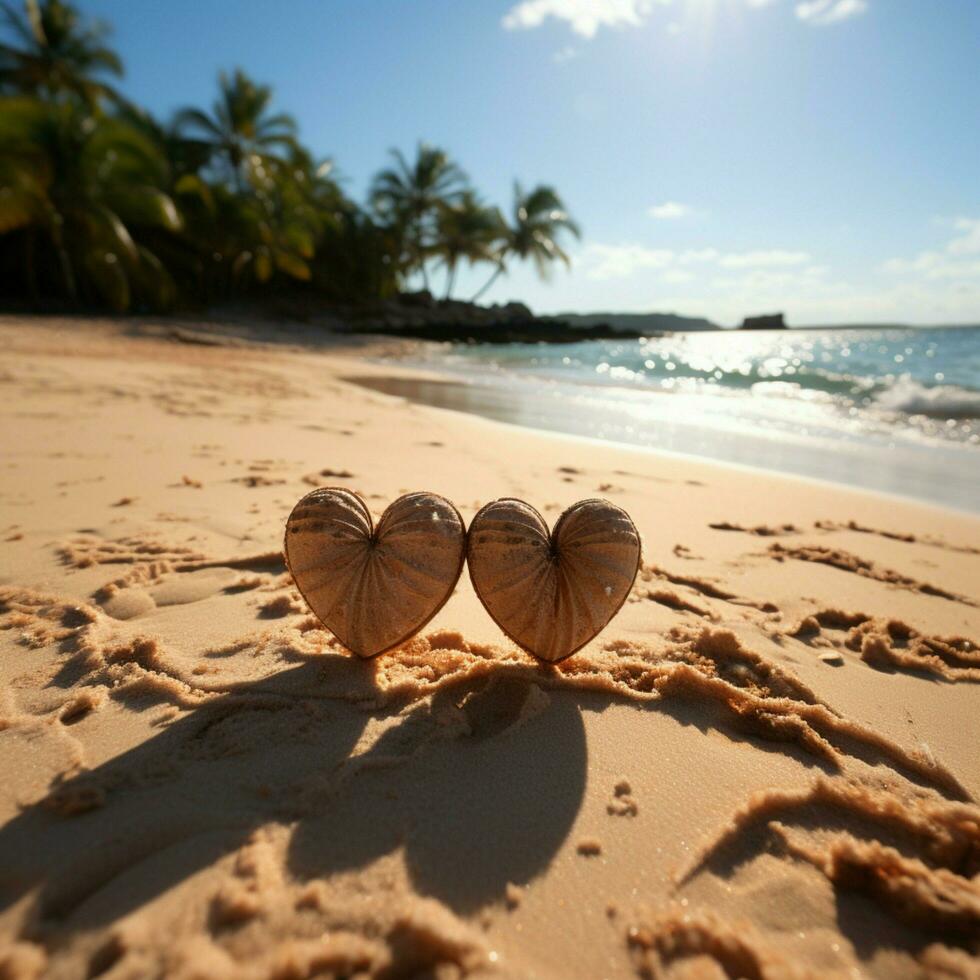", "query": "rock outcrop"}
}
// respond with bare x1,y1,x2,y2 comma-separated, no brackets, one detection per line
739,313,786,330
342,294,647,344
